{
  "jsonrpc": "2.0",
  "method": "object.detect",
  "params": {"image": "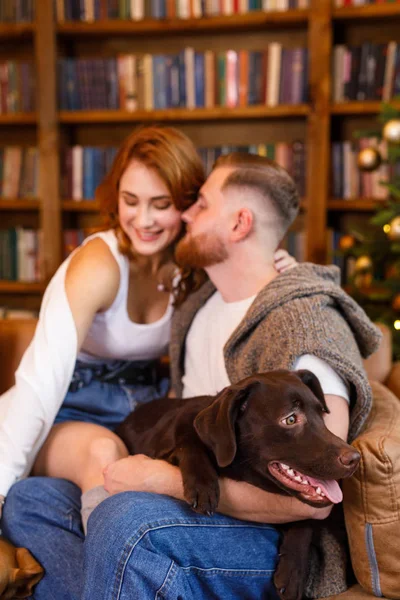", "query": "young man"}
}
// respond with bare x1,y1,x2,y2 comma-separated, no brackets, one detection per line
3,154,380,599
